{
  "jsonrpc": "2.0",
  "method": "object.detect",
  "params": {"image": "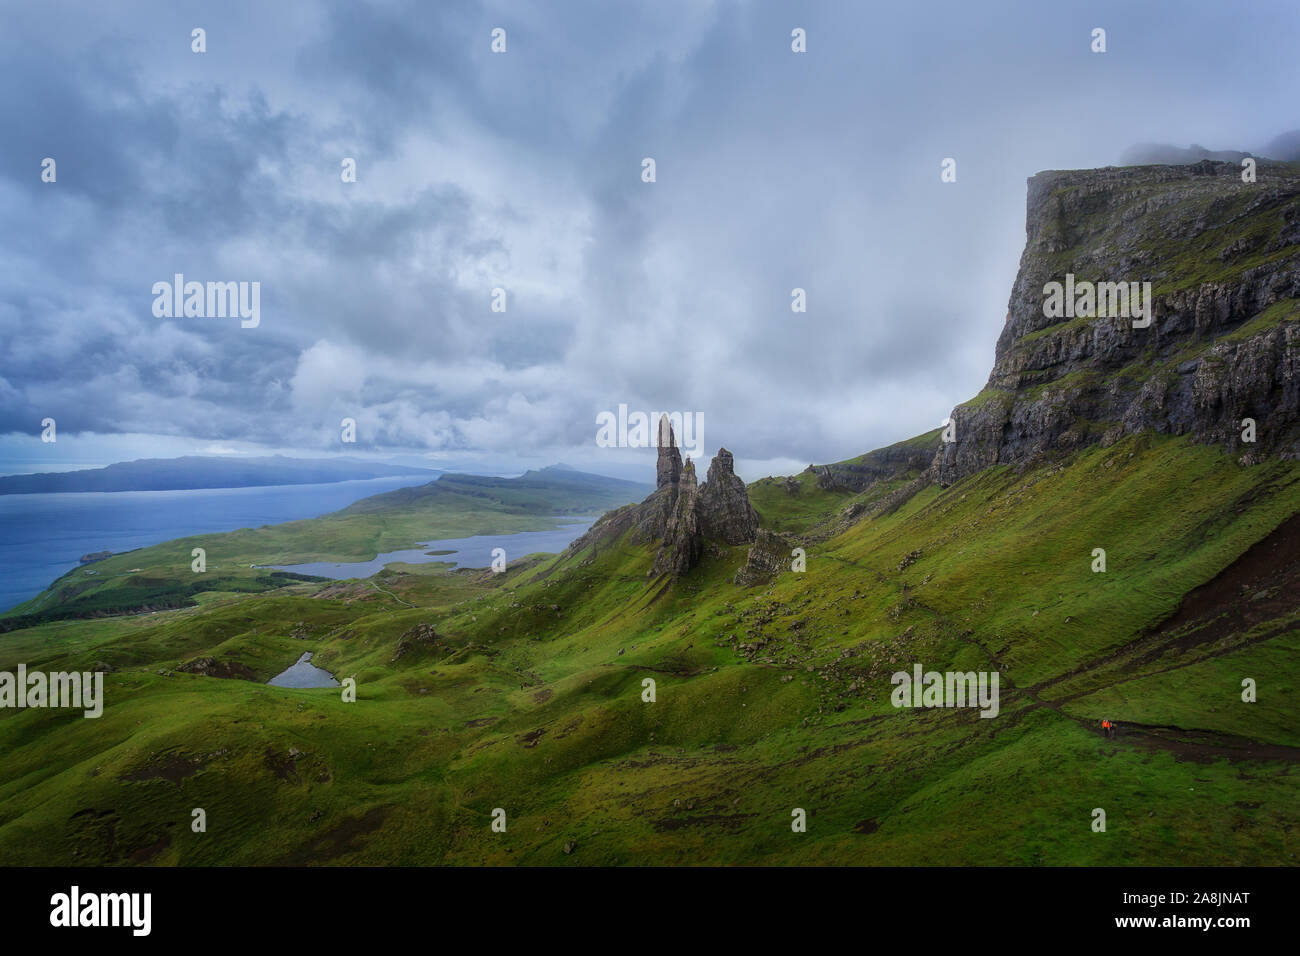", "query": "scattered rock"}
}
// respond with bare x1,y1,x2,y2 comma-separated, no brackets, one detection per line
175,657,255,681
392,622,443,661
735,529,798,587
